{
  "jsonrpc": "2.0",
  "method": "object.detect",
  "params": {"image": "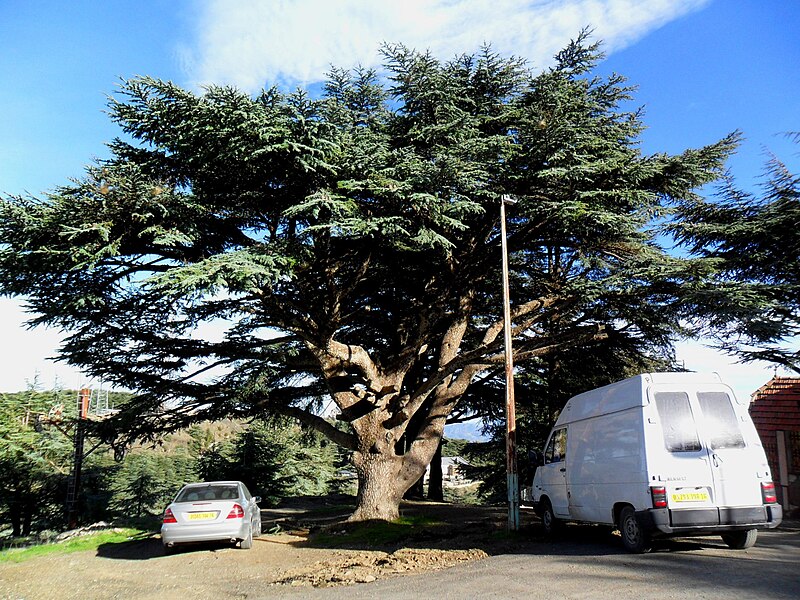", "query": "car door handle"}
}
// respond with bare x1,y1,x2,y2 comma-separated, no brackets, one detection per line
560,467,566,472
